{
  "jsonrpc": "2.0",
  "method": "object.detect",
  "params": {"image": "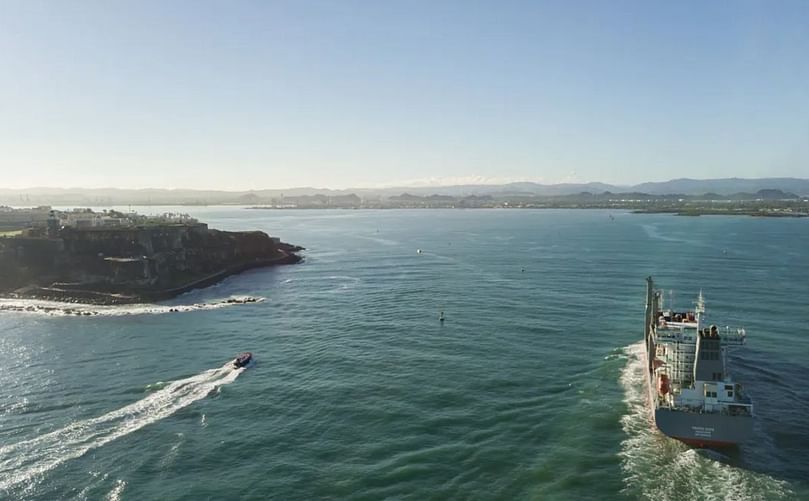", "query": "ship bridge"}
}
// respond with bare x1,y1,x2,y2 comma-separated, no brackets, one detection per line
644,277,754,445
